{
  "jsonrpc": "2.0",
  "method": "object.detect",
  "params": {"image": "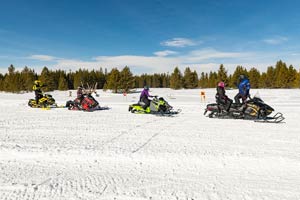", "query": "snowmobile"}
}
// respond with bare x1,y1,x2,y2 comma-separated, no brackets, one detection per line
66,93,108,112
28,94,57,108
204,95,284,123
128,96,180,116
